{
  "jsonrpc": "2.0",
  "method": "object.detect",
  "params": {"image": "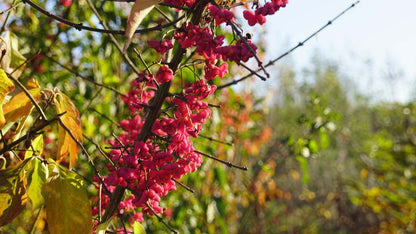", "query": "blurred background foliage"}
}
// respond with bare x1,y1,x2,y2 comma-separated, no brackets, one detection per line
1,0,416,233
